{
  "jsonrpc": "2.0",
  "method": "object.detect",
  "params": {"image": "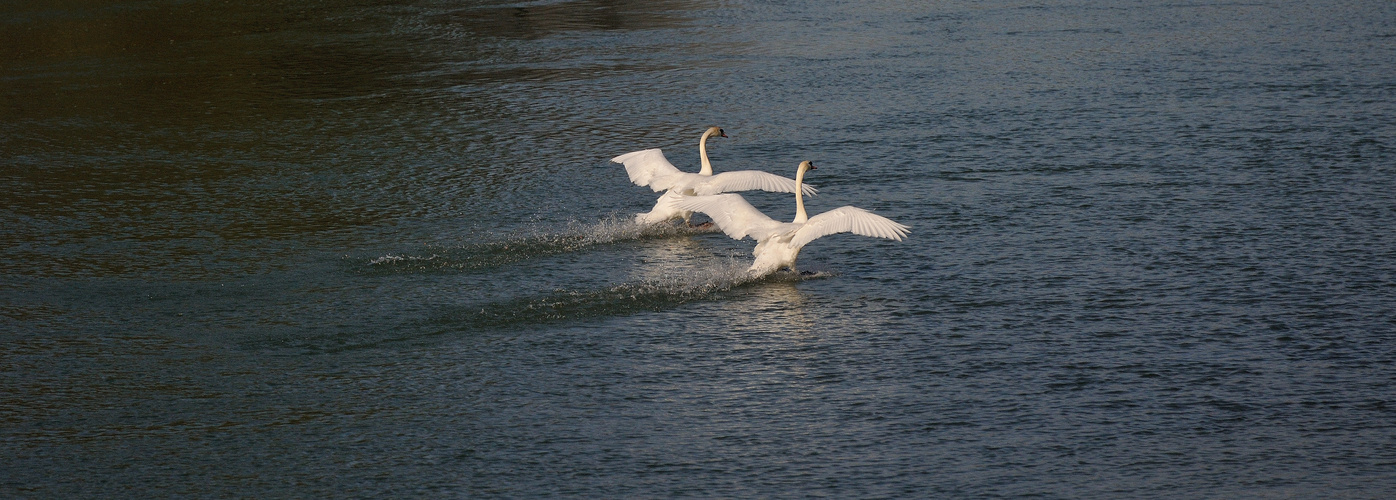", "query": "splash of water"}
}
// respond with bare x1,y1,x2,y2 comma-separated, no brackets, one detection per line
360,213,718,273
